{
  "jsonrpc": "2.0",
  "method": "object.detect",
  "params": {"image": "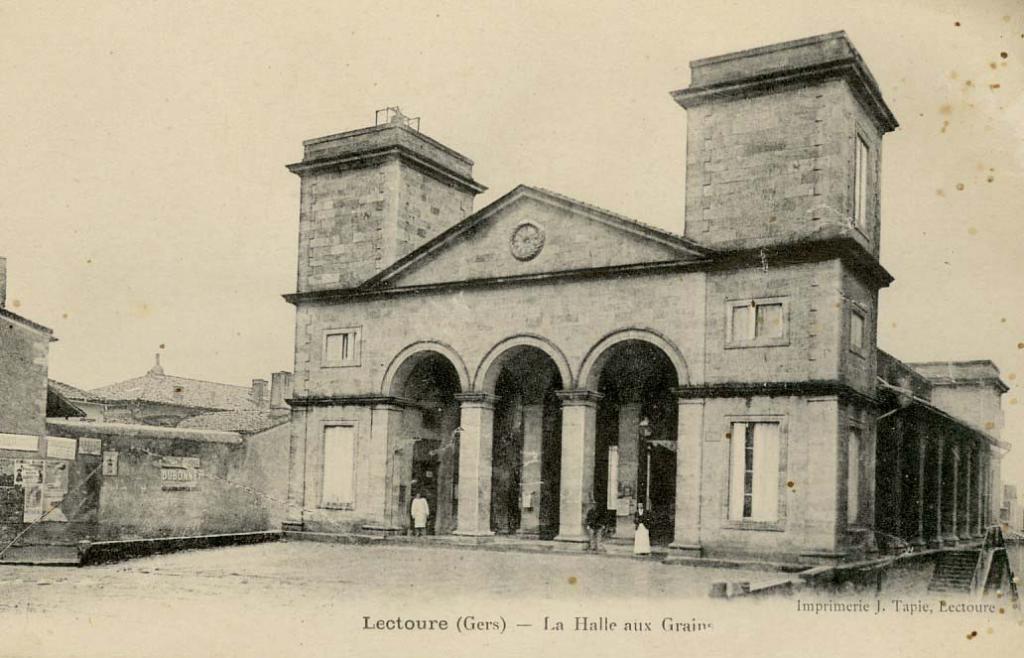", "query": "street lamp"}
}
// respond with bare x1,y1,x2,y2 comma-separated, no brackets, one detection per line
638,417,653,512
